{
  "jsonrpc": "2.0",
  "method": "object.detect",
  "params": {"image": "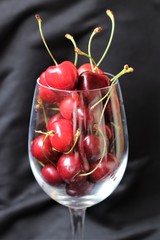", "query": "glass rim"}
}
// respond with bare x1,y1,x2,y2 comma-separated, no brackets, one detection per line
37,72,119,93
